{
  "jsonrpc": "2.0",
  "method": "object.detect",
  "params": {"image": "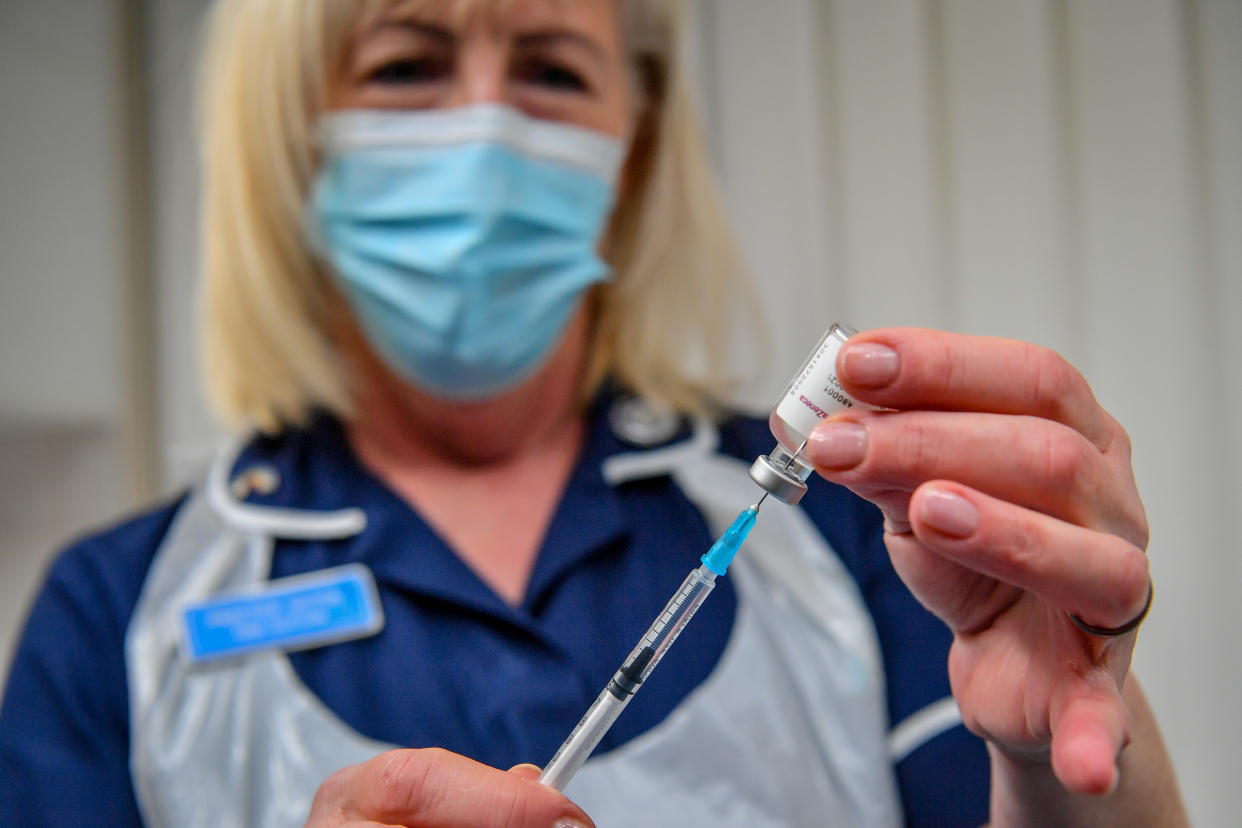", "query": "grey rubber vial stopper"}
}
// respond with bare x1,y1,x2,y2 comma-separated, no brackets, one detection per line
748,455,808,505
